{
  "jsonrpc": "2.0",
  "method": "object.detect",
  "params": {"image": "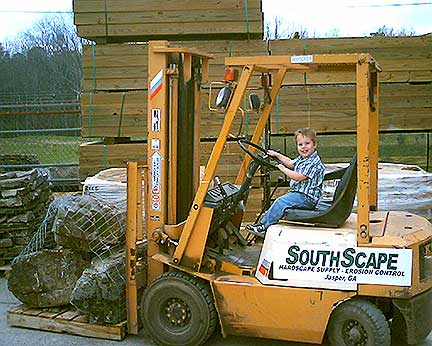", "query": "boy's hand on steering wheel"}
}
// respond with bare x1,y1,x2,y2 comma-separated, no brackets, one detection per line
267,149,279,157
